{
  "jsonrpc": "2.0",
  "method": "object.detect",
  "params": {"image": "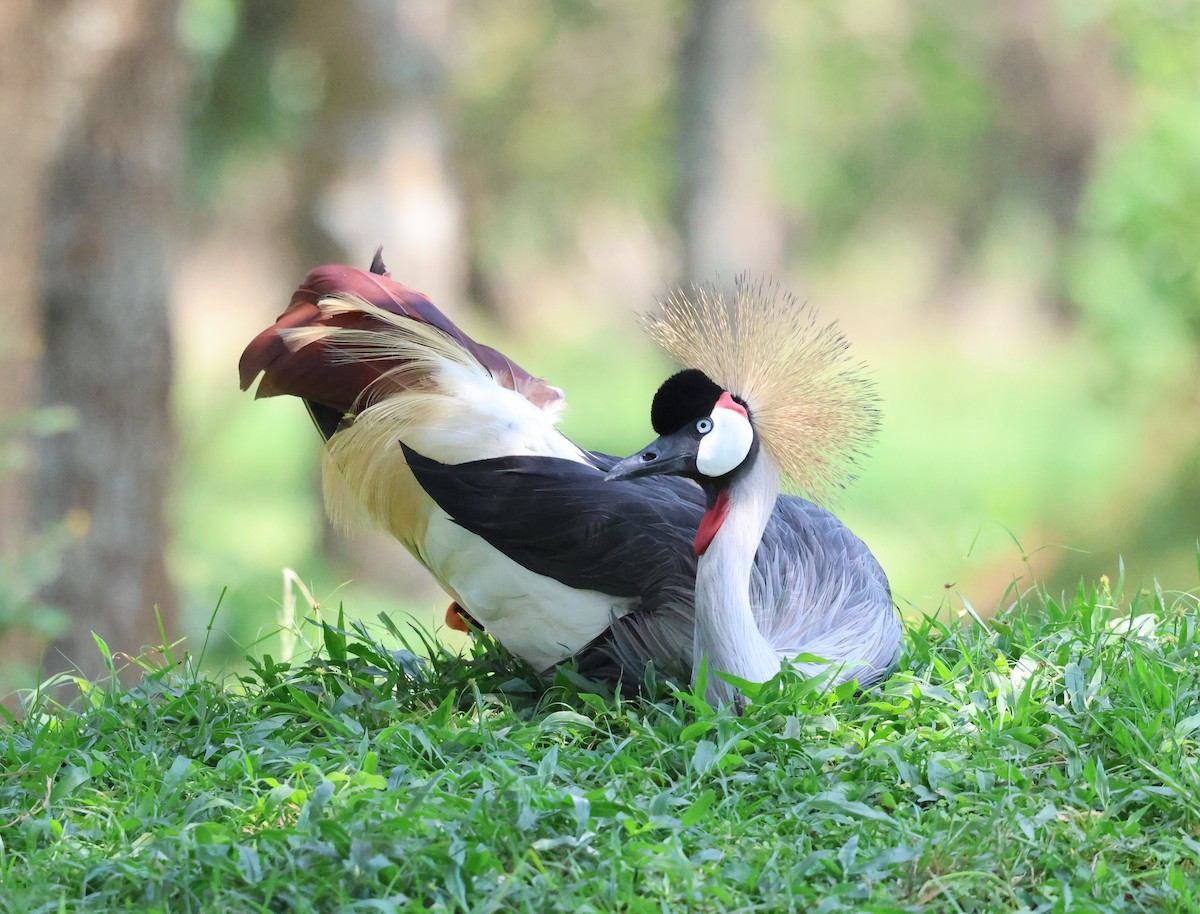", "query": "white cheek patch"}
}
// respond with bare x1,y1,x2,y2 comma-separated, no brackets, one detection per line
696,406,754,477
